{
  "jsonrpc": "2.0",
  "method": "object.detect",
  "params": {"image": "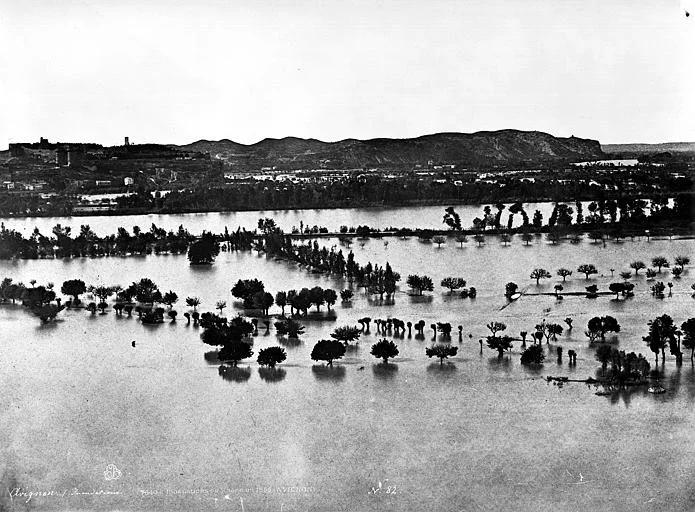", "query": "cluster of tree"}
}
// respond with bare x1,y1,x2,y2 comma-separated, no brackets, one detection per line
188,231,221,264
470,194,693,234
440,277,477,298
644,314,695,366
406,275,434,296
261,232,403,302
0,222,259,261
595,346,651,384
485,321,514,358
0,222,196,259
200,313,256,366
272,286,338,316
0,278,65,322
585,316,621,342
